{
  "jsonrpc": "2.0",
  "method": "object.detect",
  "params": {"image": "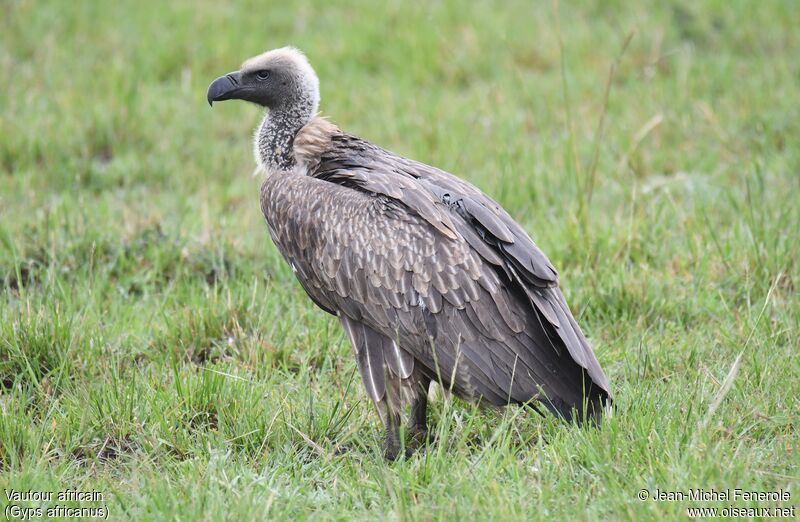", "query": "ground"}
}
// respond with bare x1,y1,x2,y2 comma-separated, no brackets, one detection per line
1,0,798,520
